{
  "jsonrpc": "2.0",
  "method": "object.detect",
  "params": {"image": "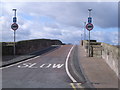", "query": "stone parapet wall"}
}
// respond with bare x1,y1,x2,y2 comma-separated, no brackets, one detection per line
101,43,118,76
2,39,62,55
82,40,118,77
